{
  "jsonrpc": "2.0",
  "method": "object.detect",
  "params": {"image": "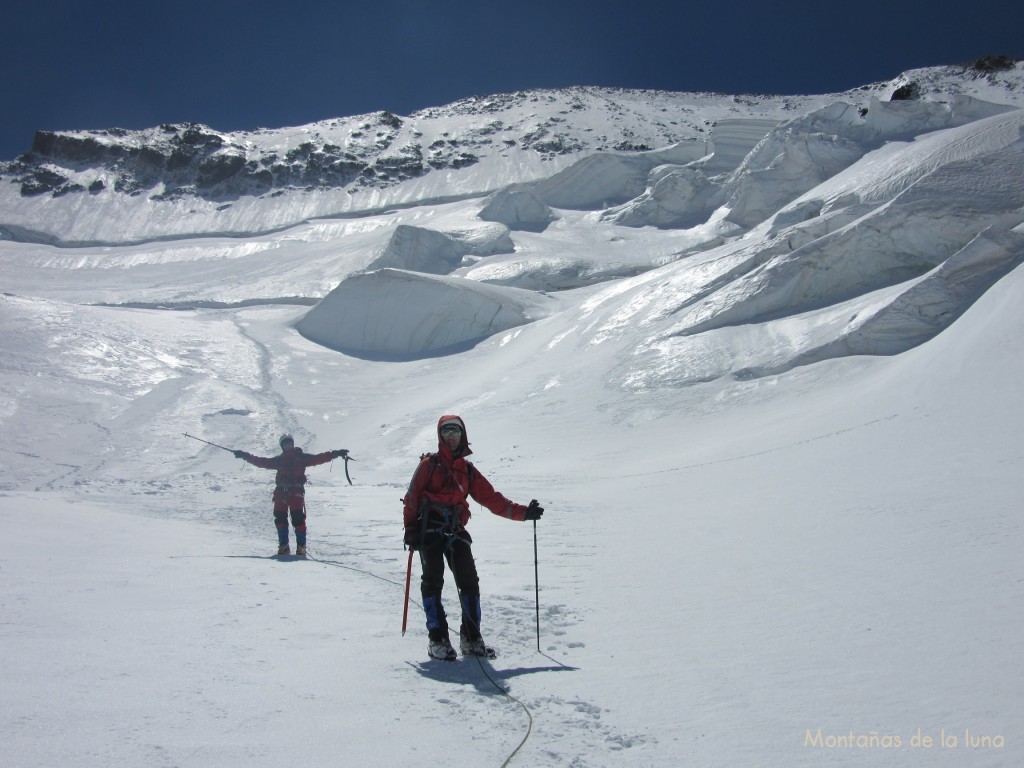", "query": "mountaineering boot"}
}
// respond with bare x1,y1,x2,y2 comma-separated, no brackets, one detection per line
277,543,291,555
428,638,457,661
459,630,496,658
427,629,456,661
295,544,307,556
